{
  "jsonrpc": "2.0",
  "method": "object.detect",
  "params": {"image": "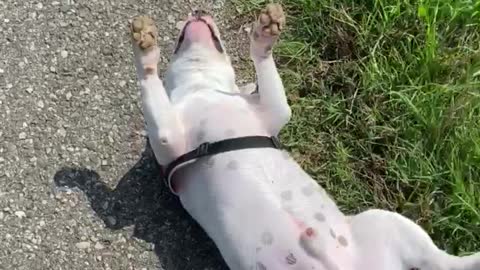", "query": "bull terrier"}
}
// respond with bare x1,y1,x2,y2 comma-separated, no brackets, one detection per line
129,3,480,270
